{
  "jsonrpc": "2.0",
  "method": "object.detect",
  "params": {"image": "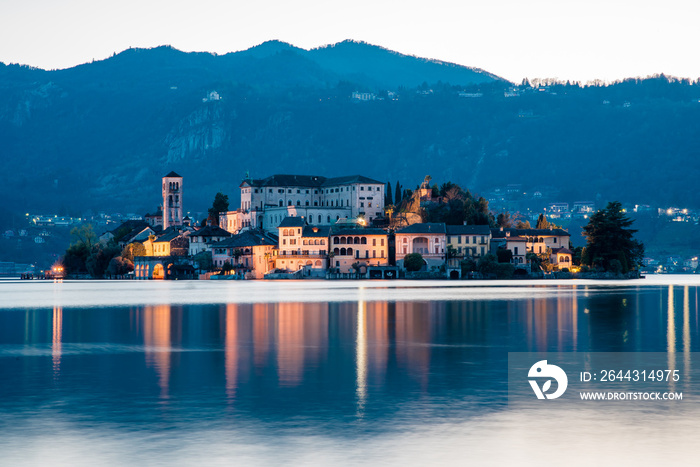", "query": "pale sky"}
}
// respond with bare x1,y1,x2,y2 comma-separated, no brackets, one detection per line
0,0,698,83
